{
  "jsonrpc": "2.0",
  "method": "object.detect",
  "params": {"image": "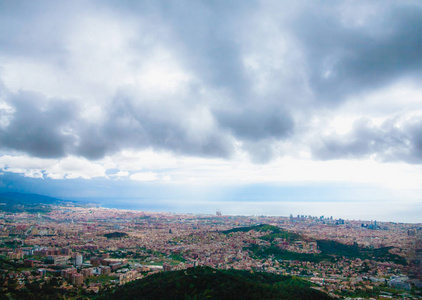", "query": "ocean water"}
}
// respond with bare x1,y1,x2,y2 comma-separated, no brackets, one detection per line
96,198,422,223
